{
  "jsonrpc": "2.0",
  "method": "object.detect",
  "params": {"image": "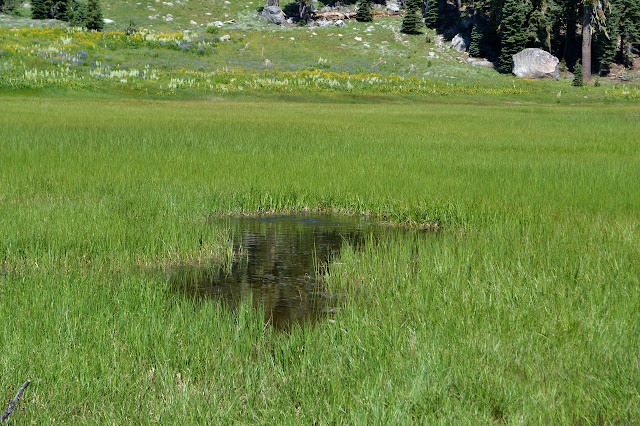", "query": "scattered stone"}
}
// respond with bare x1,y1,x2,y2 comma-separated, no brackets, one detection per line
189,20,197,25
354,36,362,41
316,20,332,28
264,58,272,67
449,33,468,52
334,19,345,27
220,34,230,41
165,16,173,21
103,18,114,24
262,5,286,25
512,48,559,79
212,20,223,27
